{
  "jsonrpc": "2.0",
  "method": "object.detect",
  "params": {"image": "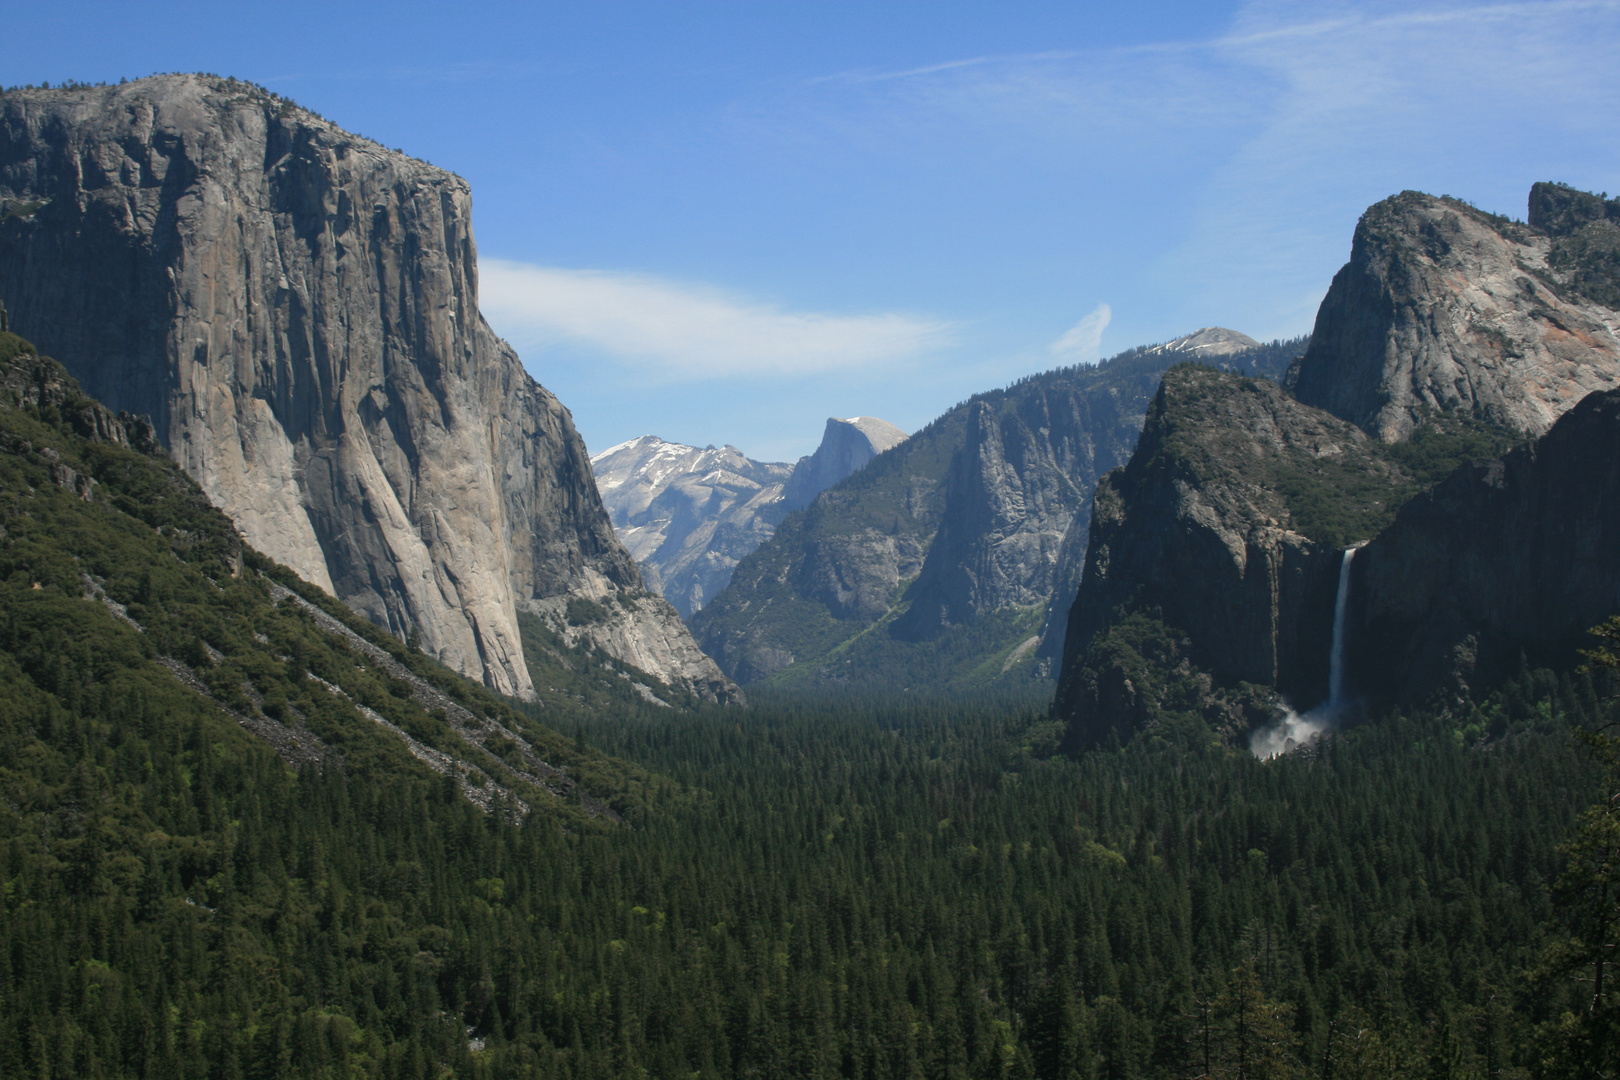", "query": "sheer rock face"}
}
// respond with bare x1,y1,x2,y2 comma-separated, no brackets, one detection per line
1349,388,1620,708
889,389,1106,642
0,74,734,702
778,417,909,514
1052,367,1395,744
1053,185,1620,745
1292,191,1620,442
